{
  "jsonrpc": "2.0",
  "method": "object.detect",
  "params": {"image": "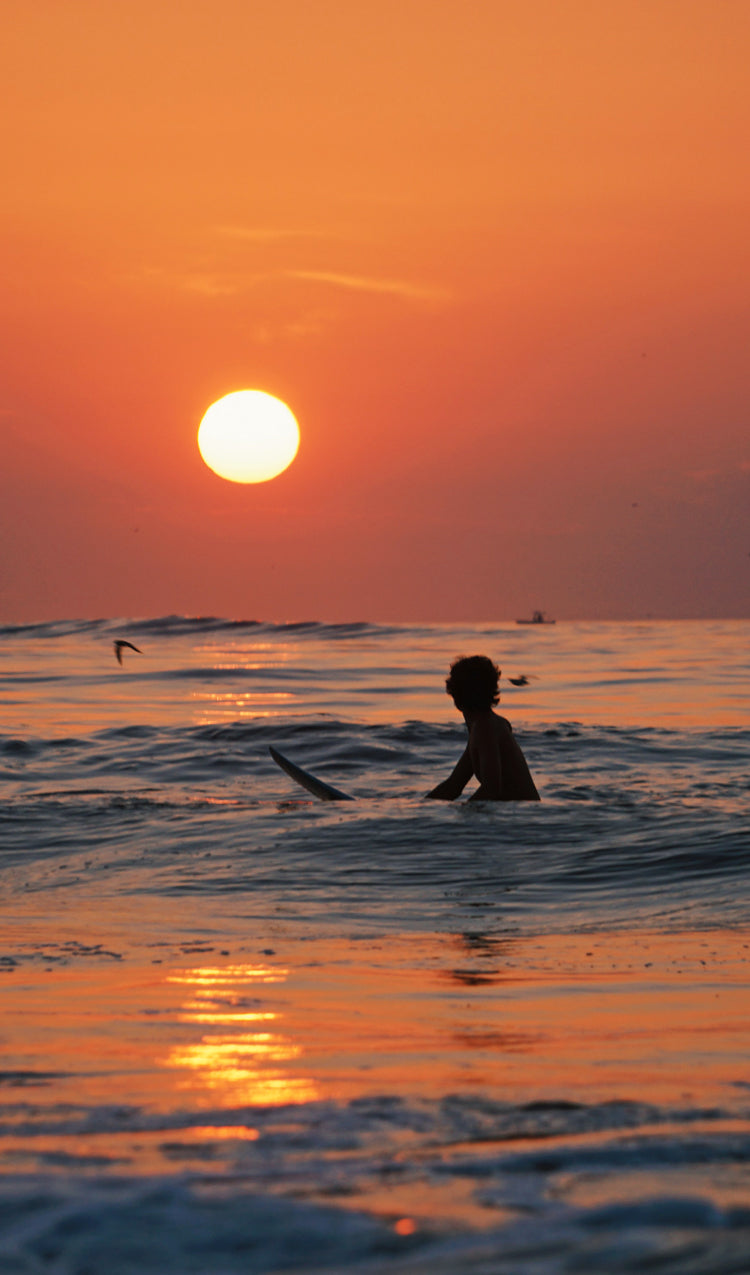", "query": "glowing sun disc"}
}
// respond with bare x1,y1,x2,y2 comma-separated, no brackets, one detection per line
197,390,300,483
